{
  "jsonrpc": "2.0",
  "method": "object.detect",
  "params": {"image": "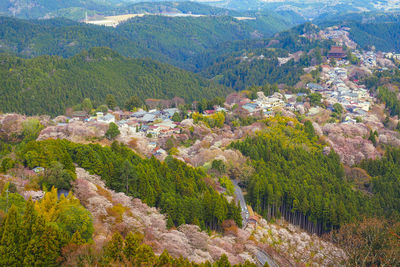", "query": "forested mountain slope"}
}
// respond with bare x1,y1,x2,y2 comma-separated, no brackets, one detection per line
0,16,168,60
0,47,229,115
230,117,400,234
116,15,256,69
197,24,333,90
0,5,304,69
19,139,242,230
